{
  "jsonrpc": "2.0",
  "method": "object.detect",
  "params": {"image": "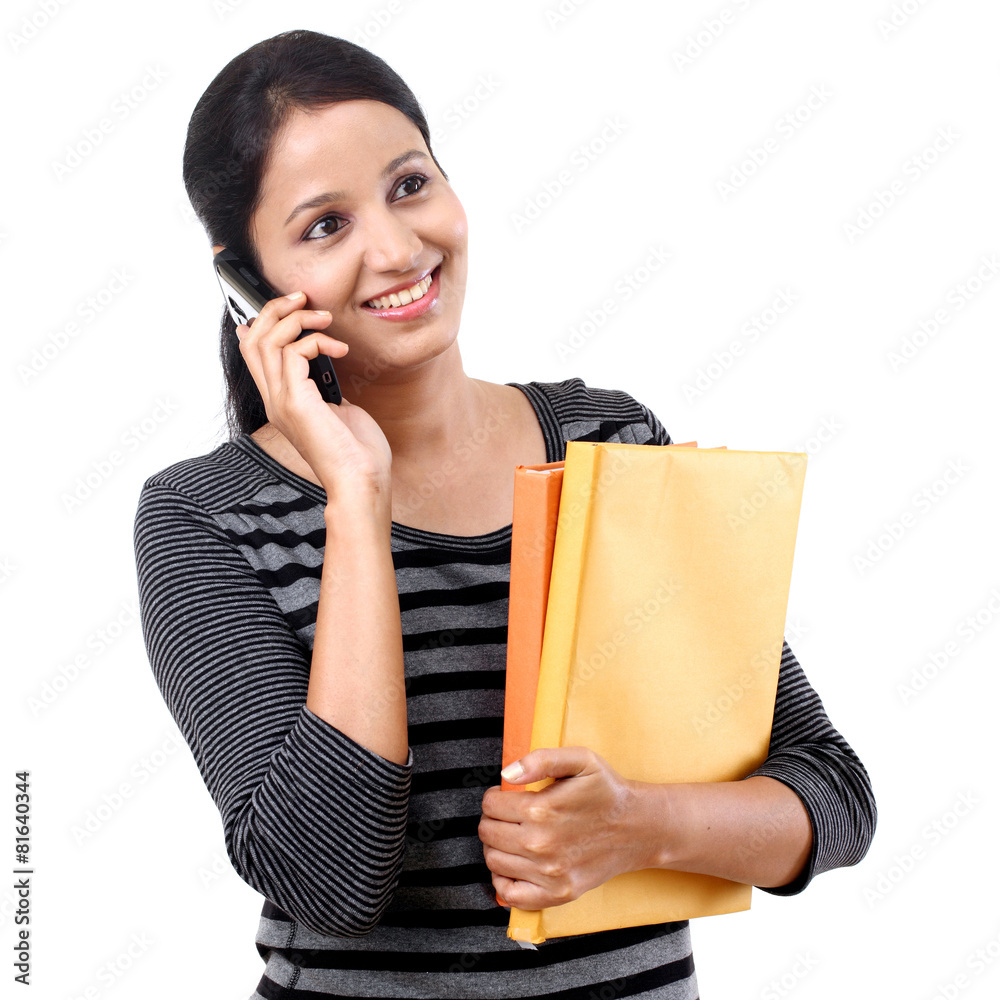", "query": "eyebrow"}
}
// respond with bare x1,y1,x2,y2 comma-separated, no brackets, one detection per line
282,149,429,227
